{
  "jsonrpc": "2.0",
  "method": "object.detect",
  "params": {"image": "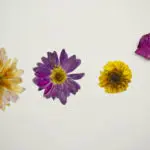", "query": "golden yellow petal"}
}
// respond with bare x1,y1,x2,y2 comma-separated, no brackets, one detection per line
9,58,18,70
12,86,25,93
0,59,11,75
0,88,4,110
2,78,22,84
